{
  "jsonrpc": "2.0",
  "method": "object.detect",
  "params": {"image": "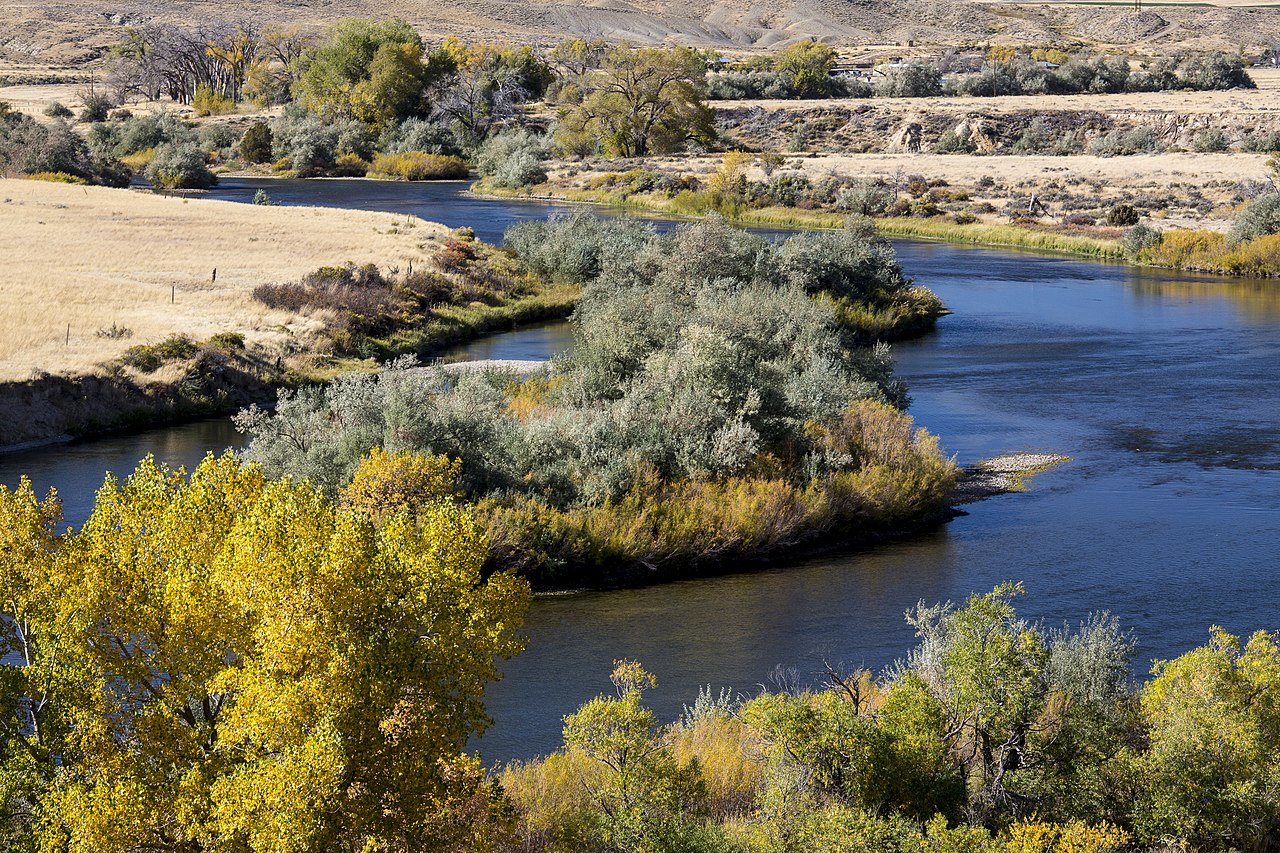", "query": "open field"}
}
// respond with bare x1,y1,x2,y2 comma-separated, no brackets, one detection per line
0,180,443,381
